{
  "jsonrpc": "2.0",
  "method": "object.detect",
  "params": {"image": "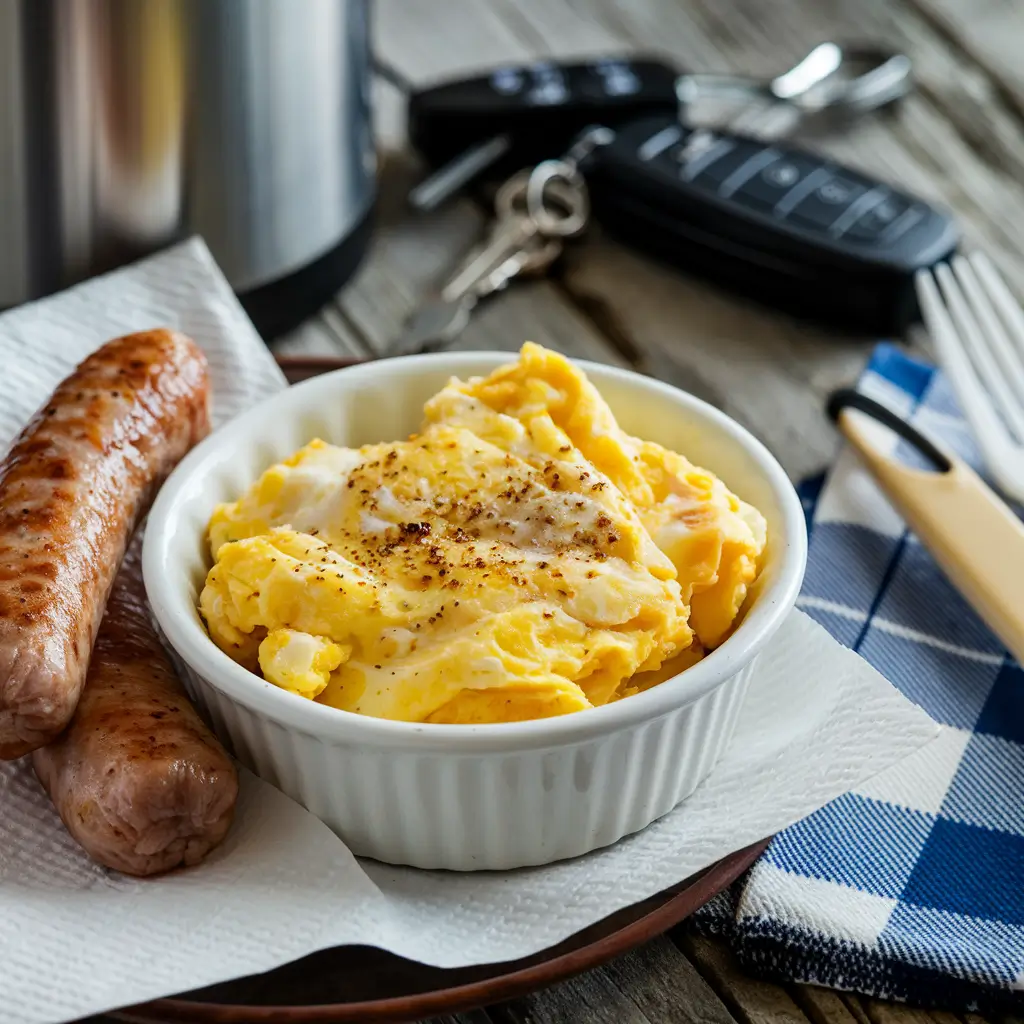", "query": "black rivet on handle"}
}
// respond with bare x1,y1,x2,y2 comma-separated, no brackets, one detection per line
827,388,952,473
